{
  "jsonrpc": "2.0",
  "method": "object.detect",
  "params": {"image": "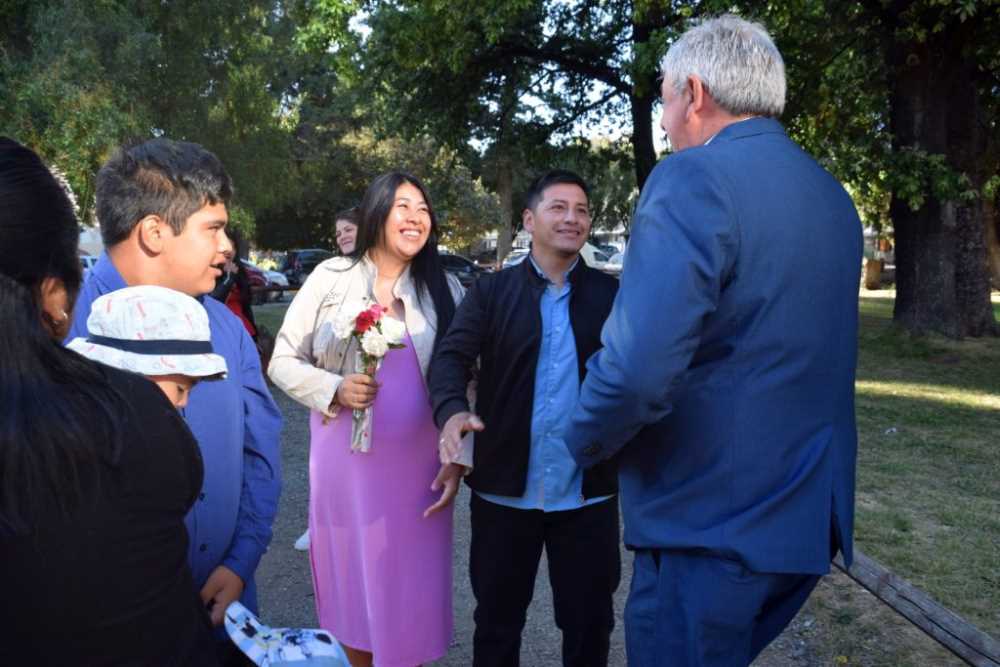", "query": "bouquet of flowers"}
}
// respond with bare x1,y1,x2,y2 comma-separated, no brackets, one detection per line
332,301,407,452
